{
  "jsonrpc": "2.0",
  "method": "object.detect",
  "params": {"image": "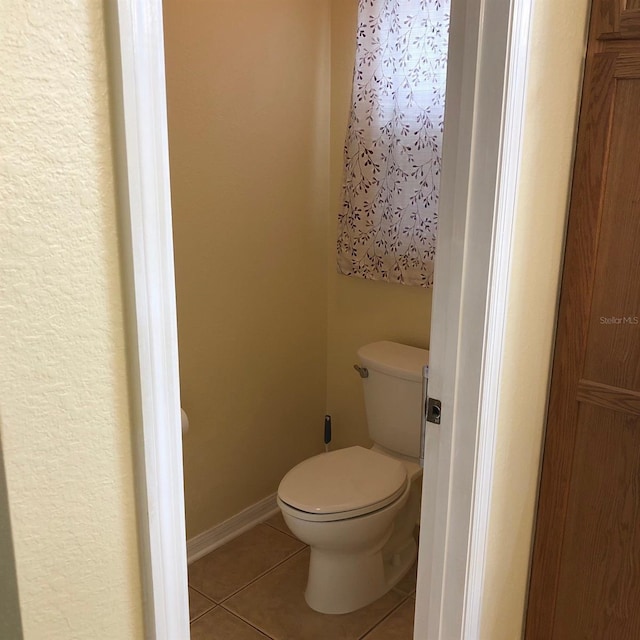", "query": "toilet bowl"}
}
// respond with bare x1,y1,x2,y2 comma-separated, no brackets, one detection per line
277,341,428,614
278,445,423,614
